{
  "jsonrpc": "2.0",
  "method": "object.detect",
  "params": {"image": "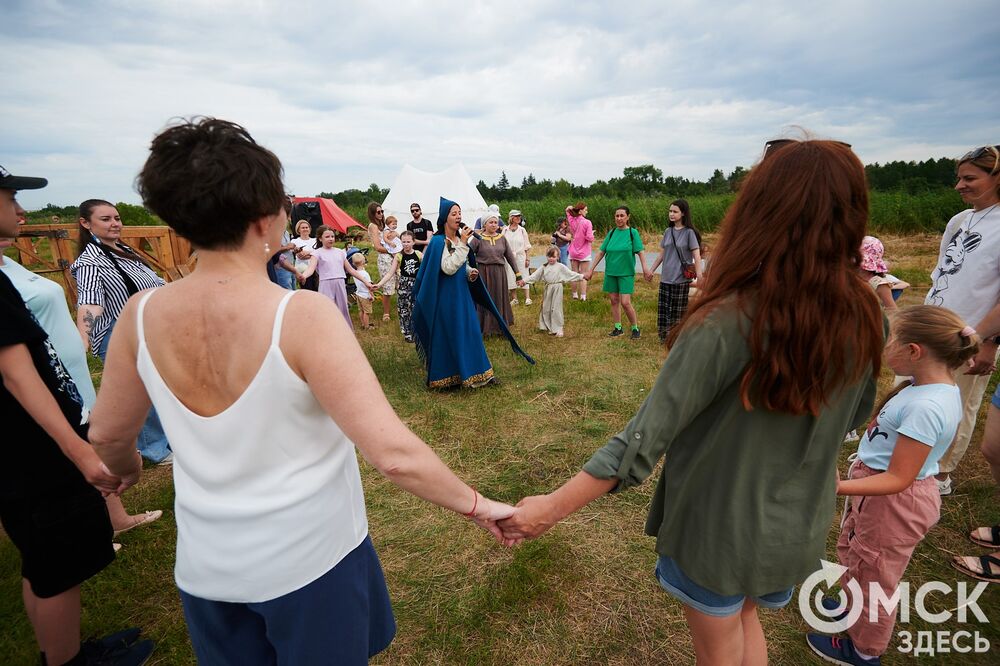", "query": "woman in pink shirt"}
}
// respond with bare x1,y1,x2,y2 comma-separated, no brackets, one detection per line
566,202,595,301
